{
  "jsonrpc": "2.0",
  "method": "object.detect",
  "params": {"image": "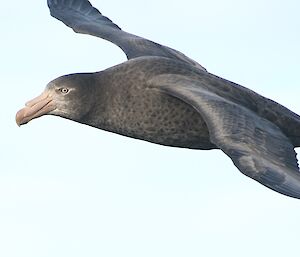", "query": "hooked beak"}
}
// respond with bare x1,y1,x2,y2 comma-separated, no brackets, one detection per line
16,91,56,126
